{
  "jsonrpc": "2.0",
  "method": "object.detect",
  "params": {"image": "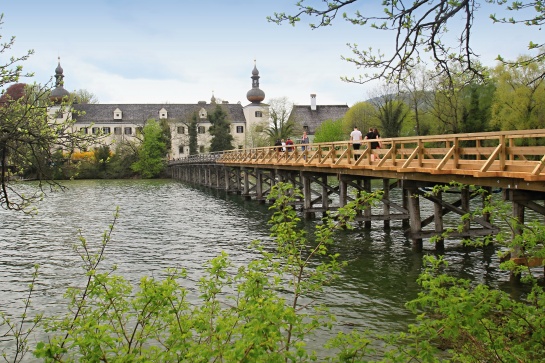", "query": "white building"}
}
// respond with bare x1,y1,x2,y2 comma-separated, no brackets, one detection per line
48,59,269,158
